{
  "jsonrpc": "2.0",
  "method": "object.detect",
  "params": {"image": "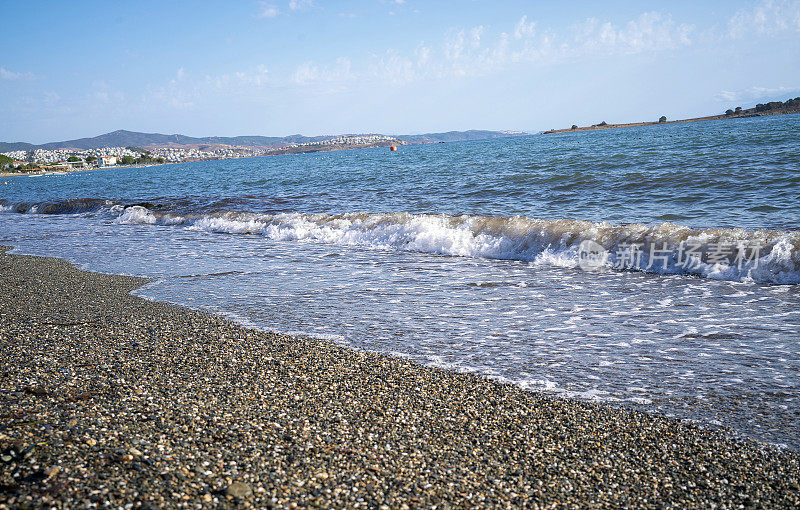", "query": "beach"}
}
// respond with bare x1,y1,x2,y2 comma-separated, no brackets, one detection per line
1,246,798,508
